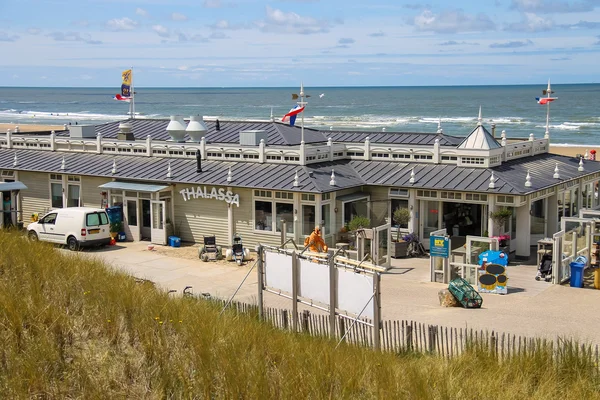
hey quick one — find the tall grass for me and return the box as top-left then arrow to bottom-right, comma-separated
0,231 -> 599,399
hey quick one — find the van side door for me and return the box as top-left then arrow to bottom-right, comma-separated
38,213 -> 59,242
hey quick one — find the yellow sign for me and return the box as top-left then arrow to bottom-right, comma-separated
434,239 -> 445,247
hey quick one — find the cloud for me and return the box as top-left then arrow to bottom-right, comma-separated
106,17 -> 137,31
46,31 -> 102,44
171,12 -> 188,21
338,38 -> 355,45
210,19 -> 246,30
550,56 -> 571,60
27,28 -> 41,35
209,31 -> 229,39
439,40 -> 480,45
177,33 -> 208,42
412,9 -> 496,33
368,31 -> 385,37
505,12 -> 554,31
595,35 -> 600,45
489,39 -> 534,48
136,8 -> 148,17
563,20 -> 600,29
152,25 -> 171,38
0,31 -> 19,42
510,0 -> 599,14
256,6 -> 336,34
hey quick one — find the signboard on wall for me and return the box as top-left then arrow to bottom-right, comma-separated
429,235 -> 449,258
179,186 -> 240,207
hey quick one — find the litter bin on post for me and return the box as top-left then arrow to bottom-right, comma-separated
569,256 -> 587,288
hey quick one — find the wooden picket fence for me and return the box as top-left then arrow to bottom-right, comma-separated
207,297 -> 600,368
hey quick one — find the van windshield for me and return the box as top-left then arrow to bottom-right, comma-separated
86,212 -> 109,227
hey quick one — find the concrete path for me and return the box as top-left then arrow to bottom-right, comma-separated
73,242 -> 600,345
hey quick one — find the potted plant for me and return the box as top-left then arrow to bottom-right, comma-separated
490,208 -> 512,227
391,207 -> 411,258
109,221 -> 123,239
347,216 -> 370,250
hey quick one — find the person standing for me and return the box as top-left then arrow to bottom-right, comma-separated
3,195 -> 12,228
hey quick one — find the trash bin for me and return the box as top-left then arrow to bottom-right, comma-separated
569,256 -> 587,288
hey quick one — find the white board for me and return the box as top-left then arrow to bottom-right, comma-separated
336,268 -> 374,319
264,251 -> 293,294
298,258 -> 330,307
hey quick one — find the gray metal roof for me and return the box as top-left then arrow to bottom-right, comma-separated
327,131 -> 462,146
2,149 -> 597,195
98,181 -> 169,192
457,124 -> 502,150
55,119 -> 464,147
0,181 -> 27,191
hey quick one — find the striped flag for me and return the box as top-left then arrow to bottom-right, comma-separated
282,105 -> 305,126
536,97 -> 557,105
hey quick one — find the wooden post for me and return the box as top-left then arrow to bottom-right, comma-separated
406,323 -> 413,351
328,250 -> 336,339
339,317 -> 345,341
302,310 -> 310,333
292,251 -> 299,332
282,309 -> 288,330
257,246 -> 264,321
373,272 -> 381,351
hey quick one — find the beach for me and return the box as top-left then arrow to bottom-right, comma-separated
0,122 -> 596,159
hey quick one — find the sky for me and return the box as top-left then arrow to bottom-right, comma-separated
1,0 -> 600,87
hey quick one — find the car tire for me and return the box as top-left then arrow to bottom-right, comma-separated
67,236 -> 79,251
28,231 -> 38,241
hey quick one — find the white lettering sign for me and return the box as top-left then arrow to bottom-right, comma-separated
179,186 -> 240,207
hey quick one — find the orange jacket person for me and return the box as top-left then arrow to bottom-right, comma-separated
305,226 -> 328,253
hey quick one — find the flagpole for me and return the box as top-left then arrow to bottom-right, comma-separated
131,66 -> 135,120
299,82 -> 306,143
545,79 -> 550,139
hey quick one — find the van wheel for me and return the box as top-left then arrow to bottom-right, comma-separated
28,231 -> 38,241
67,236 -> 79,251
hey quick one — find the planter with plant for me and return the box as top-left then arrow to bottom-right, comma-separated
110,221 -> 123,239
347,216 -> 370,250
490,208 -> 512,227
391,207 -> 411,258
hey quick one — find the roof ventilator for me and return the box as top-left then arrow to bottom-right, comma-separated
239,130 -> 268,146
166,115 -> 187,142
196,149 -> 202,173
186,115 -> 208,142
69,124 -> 96,139
117,122 -> 134,141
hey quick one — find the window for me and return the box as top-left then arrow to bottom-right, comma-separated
255,201 -> 273,231
86,212 -> 109,227
392,154 -> 410,159
254,190 -> 272,198
414,155 -> 433,160
243,154 -> 259,160
416,190 -> 437,199
1,170 -> 15,178
441,156 -> 458,161
67,184 -> 80,207
322,193 -> 331,201
275,192 -> 293,200
302,204 -> 316,236
461,157 -> 485,165
346,152 -> 364,157
276,203 -> 294,234
40,213 -> 57,225
390,188 -> 409,197
343,198 -> 368,226
322,203 -> 331,236
51,183 -> 63,208
127,200 -> 138,226
391,199 -> 409,228
372,152 -> 389,158
301,194 -> 315,202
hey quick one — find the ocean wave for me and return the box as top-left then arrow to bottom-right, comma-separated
537,123 -> 580,131
0,109 -> 131,121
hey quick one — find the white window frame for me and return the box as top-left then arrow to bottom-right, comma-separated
341,195 -> 371,227
253,190 -> 295,235
49,173 -> 64,209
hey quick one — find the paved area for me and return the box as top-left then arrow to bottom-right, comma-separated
72,242 -> 600,345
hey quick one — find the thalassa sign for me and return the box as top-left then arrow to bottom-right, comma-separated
179,186 -> 240,207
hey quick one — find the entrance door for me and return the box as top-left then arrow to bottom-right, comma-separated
150,200 -> 167,245
140,199 -> 151,240
531,198 -> 547,242
124,198 -> 140,241
421,201 -> 440,250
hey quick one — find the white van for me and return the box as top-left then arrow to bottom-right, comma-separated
27,207 -> 111,250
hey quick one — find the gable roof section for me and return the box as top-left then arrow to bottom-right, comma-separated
457,125 -> 502,150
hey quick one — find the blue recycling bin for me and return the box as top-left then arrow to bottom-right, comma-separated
570,258 -> 586,288
168,236 -> 181,247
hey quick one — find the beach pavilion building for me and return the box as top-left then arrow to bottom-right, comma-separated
1,113 -> 599,260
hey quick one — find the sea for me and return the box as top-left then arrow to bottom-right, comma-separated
1,84 -> 599,145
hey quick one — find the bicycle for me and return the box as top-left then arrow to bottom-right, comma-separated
404,233 -> 427,257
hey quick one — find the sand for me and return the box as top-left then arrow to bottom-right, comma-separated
1,122 -> 597,159
0,123 -> 64,133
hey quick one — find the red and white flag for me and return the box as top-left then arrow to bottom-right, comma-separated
113,94 -> 131,102
536,97 -> 557,105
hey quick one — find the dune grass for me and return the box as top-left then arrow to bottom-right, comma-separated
0,231 -> 599,399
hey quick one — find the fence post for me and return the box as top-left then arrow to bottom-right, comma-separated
292,251 -> 299,332
339,317 -> 345,341
281,220 -> 286,245
491,331 -> 497,357
328,249 -> 336,339
373,272 -> 381,351
282,309 -> 288,330
406,323 -> 413,351
257,246 -> 264,321
302,310 -> 310,333
428,325 -> 436,353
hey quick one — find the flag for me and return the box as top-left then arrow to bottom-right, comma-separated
282,105 -> 305,126
536,97 -> 557,105
113,94 -> 131,102
122,69 -> 132,86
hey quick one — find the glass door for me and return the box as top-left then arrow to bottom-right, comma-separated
124,198 -> 140,241
531,198 -> 546,242
422,201 -> 440,250
372,224 -> 391,267
150,200 -> 166,245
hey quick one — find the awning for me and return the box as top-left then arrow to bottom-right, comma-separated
0,181 -> 28,191
99,181 -> 169,193
336,192 -> 370,202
